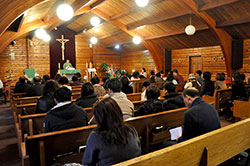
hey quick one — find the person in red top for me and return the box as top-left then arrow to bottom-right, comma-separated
173,69 -> 185,83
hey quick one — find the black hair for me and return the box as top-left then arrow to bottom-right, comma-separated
166,73 -> 174,81
146,85 -> 160,100
156,72 -> 161,78
160,71 -> 164,74
120,75 -> 130,87
142,68 -> 146,72
19,76 -> 26,84
173,69 -> 178,73
54,74 -> 62,82
93,97 -> 136,145
132,71 -> 140,77
150,70 -> 155,75
58,76 -> 69,85
43,75 -> 50,82
81,82 -> 94,97
163,82 -> 176,93
203,72 -> 211,81
54,87 -> 72,102
142,81 -> 150,88
183,88 -> 200,98
75,72 -> 81,78
221,72 -> 226,78
196,70 -> 202,76
72,76 -> 78,82
232,72 -> 241,83
42,80 -> 59,96
34,76 -> 41,84
240,73 -> 245,82
102,75 -> 110,84
216,73 -> 225,81
105,78 -> 122,92
91,76 -> 100,85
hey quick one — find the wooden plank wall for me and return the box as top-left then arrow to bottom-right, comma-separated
121,50 -> 156,74
236,39 -> 250,76
172,45 -> 227,80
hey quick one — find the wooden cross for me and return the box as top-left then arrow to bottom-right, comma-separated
56,35 -> 69,60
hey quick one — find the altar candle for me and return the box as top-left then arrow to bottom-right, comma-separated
58,63 -> 60,69
86,62 -> 88,68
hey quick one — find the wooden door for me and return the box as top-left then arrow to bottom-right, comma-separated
189,56 -> 202,74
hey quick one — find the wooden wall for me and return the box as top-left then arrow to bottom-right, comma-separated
236,39 -> 250,75
172,46 -> 227,80
121,50 -> 156,74
0,38 -> 49,83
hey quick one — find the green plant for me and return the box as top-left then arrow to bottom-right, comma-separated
100,62 -> 108,72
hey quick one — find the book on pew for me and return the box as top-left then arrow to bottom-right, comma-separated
169,126 -> 182,140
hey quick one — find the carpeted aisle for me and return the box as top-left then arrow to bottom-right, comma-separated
0,103 -> 21,166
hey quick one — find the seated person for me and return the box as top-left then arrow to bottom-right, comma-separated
140,68 -> 147,78
184,73 -> 201,89
200,71 -> 214,97
155,72 -> 164,82
163,82 -> 185,111
131,71 -> 140,80
58,76 -> 72,91
173,69 -> 185,83
232,72 -> 247,101
82,97 -> 141,165
54,74 -> 62,82
141,81 -> 150,101
26,76 -> 43,97
120,75 -> 133,94
195,70 -> 202,84
214,73 -> 227,89
70,75 -> 82,86
0,79 -> 6,104
41,75 -> 50,84
14,76 -> 30,93
75,72 -> 84,83
91,76 -> 106,97
101,75 -> 110,86
166,72 -> 178,85
76,82 -> 99,108
149,70 -> 156,83
179,88 -> 221,142
160,70 -> 167,80
36,80 -> 59,113
44,87 -> 88,132
135,85 -> 163,116
104,78 -> 134,119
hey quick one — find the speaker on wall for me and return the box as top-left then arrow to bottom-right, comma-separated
165,49 -> 172,72
232,39 -> 243,69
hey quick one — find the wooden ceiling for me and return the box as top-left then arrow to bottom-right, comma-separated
1,0 -> 250,53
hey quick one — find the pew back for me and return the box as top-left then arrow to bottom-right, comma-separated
114,118 -> 250,166
233,100 -> 250,119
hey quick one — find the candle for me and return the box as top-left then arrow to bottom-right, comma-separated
86,62 -> 88,68
58,63 -> 60,69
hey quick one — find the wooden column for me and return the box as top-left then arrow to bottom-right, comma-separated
183,0 -> 233,77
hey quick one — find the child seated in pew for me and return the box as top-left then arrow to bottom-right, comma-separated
82,97 -> 141,165
135,85 -> 163,116
141,81 -> 150,101
36,80 -> 59,113
44,87 -> 88,132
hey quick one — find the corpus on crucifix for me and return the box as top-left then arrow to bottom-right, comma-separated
56,35 -> 69,60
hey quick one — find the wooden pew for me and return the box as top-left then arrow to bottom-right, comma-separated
114,118 -> 250,166
233,100 -> 250,120
22,108 -> 187,166
13,96 -> 40,105
127,93 -> 142,102
151,82 -> 165,90
176,83 -> 185,92
213,88 -> 232,113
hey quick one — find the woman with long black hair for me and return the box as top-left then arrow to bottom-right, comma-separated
82,97 -> 141,166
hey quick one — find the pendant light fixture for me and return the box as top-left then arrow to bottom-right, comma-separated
185,15 -> 196,36
56,3 -> 74,21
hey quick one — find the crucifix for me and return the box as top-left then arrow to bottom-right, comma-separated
56,35 -> 69,60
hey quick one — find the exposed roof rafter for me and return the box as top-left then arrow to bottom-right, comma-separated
216,16 -> 250,28
199,0 -> 241,11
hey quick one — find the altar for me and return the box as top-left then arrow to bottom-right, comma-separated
59,69 -> 80,80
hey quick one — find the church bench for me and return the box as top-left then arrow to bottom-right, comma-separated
71,85 -> 82,90
12,96 -> 40,105
126,93 -> 142,102
233,100 -> 250,120
175,83 -> 185,92
72,92 -> 81,99
213,88 -> 232,113
114,118 -> 250,166
131,78 -> 148,93
71,88 -> 81,94
132,98 -> 165,110
22,108 -> 187,166
11,92 -> 26,98
151,81 -> 165,90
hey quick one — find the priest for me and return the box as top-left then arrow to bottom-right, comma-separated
63,60 -> 73,69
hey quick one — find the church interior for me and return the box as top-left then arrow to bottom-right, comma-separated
0,0 -> 250,166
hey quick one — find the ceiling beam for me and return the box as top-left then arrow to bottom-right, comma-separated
0,0 -> 48,38
91,8 -> 163,71
99,30 -> 123,40
183,0 -> 233,77
144,25 -> 209,40
43,0 -> 63,23
216,16 -> 250,28
199,0 -> 241,11
127,9 -> 193,30
110,0 -> 163,20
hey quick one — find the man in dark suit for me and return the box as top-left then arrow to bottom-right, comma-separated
26,76 -> 43,96
180,88 -> 221,142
